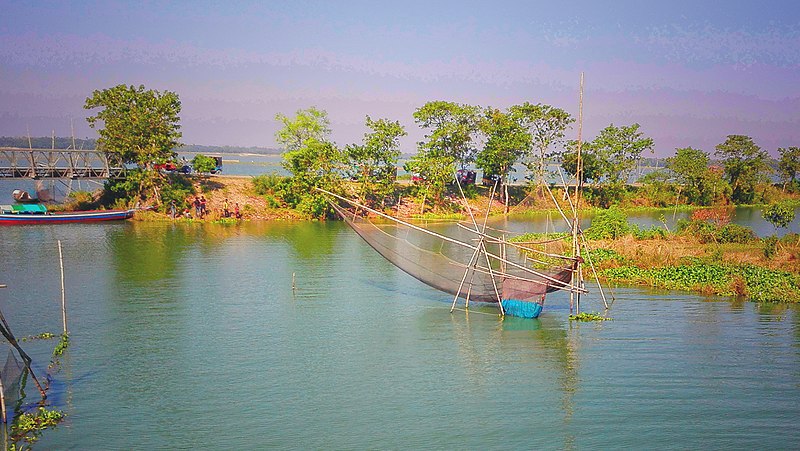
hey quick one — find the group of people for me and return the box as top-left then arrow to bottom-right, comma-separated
169,195 -> 240,219
221,198 -> 242,219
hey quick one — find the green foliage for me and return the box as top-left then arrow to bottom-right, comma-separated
569,312 -> 611,321
476,107 -> 527,183
410,101 -> 480,203
629,223 -> 668,240
345,116 -> 406,206
665,147 -> 728,205
777,146 -> 800,190
764,235 -> 778,259
585,206 -> 630,239
11,407 -> 65,445
53,333 -> 69,357
677,220 -> 755,244
762,202 -> 796,231
158,173 -> 195,212
275,107 -> 330,151
561,144 -> 603,185
591,123 -> 654,185
275,108 -> 344,218
20,332 -> 56,342
252,174 -> 290,208
191,154 -> 217,173
714,135 -> 771,204
84,84 -> 182,168
586,247 -> 628,264
508,102 -> 573,180
717,224 -> 756,243
603,260 -> 800,303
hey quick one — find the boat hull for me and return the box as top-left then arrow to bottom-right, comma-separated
0,209 -> 135,225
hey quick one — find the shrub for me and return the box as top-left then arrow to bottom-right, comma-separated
764,235 -> 778,259
586,207 -> 630,240
718,224 -> 756,244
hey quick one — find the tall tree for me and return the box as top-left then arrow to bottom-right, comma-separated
665,147 -> 718,205
508,102 -> 573,184
276,108 -> 343,218
84,84 -> 182,205
591,123 -> 654,185
714,135 -> 770,204
476,107 -> 529,209
345,116 -> 406,205
409,101 -> 480,204
85,84 -> 182,168
413,101 -> 480,168
777,146 -> 800,191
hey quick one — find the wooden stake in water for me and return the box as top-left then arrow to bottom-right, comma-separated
292,272 -> 296,292
58,240 -> 68,334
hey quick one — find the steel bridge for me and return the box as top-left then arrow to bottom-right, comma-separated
0,148 -> 126,179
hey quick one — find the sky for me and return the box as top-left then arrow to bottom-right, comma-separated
1,0 -> 799,157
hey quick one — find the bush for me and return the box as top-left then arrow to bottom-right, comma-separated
764,235 -> 778,259
585,207 -> 630,240
718,224 -> 756,244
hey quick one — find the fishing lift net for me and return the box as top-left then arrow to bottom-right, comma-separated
328,196 -> 582,317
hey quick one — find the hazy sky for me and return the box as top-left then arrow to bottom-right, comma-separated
2,0 -> 799,156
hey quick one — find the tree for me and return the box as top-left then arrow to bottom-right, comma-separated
777,146 -> 800,192
276,108 -> 343,218
762,202 -> 796,232
714,135 -> 770,204
413,101 -> 480,167
191,154 -> 217,174
409,101 -> 480,205
475,107 -> 529,210
275,107 -> 330,152
561,141 -> 602,185
85,84 -> 182,168
345,116 -> 406,206
591,123 -> 654,185
84,84 -> 183,205
666,147 -> 716,205
508,102 -> 573,184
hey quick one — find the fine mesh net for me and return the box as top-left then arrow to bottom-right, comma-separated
332,202 -> 576,304
1,349 -> 24,406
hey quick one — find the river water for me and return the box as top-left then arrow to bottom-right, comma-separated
0,219 -> 798,449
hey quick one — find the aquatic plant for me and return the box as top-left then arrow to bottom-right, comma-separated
602,261 -> 800,303
20,332 -> 56,342
569,312 -> 610,321
53,333 -> 69,357
11,407 -> 65,445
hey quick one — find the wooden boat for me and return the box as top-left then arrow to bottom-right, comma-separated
0,204 -> 135,225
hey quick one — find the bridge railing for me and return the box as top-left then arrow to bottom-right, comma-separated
0,148 -> 126,179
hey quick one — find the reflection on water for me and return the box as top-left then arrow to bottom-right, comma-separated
0,221 -> 797,448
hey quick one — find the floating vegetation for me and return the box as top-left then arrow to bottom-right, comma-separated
52,333 -> 69,357
602,261 -> 800,303
20,332 -> 56,342
11,407 -> 65,446
569,312 -> 611,321
213,217 -> 240,225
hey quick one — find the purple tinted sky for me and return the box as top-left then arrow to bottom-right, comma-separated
1,0 -> 799,156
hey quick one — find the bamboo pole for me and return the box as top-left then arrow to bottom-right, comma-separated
58,240 -> 67,334
0,375 -> 5,423
0,285 -> 4,422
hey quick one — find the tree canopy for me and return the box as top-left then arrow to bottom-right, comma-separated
276,108 -> 343,218
714,135 -> 770,204
84,84 -> 182,168
777,146 -> 800,191
591,123 -> 654,185
508,102 -> 573,182
345,116 -> 406,205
